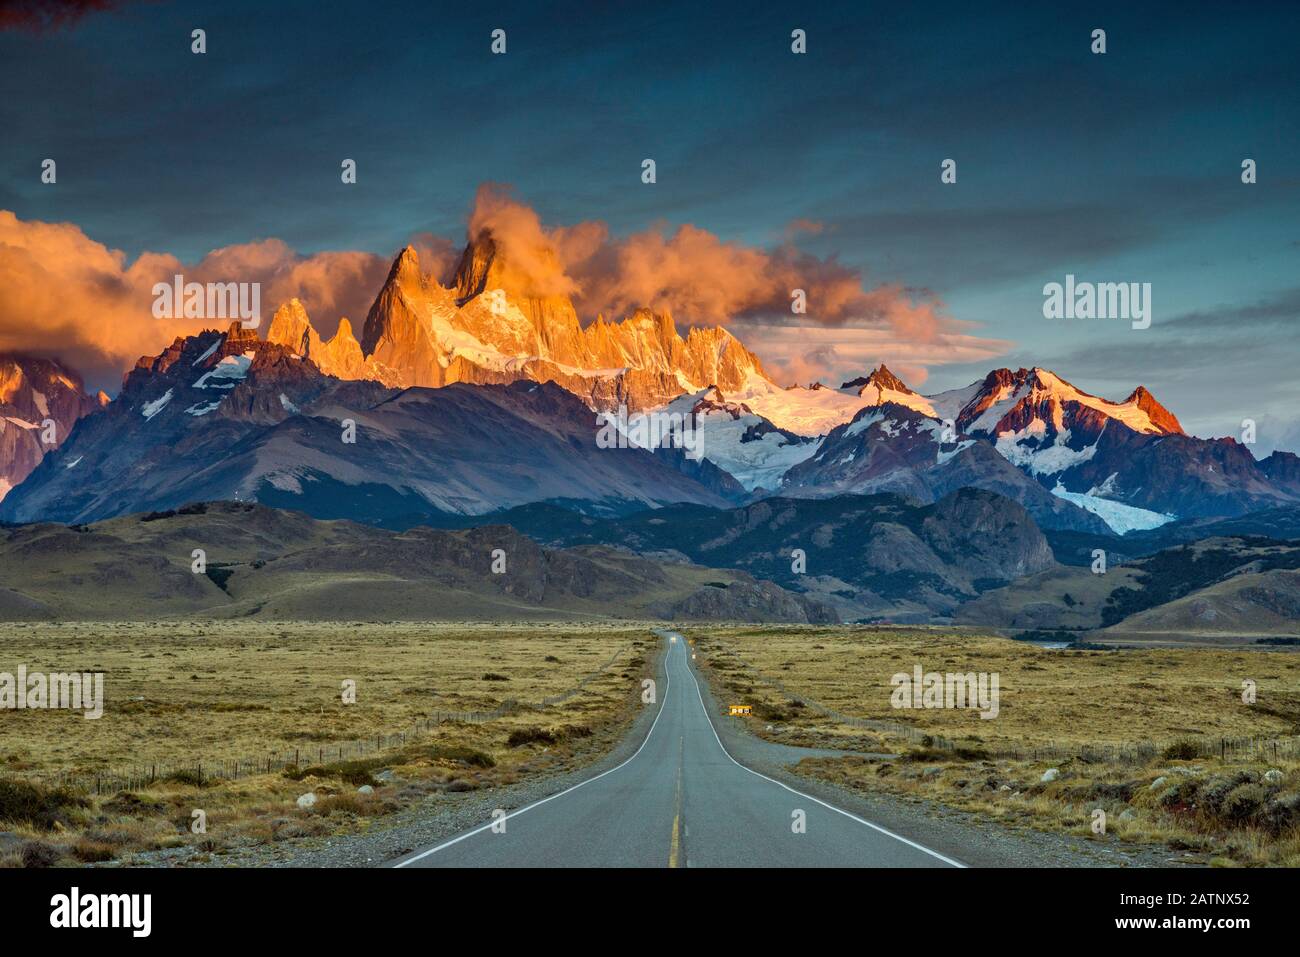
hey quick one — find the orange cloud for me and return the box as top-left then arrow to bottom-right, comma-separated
0,210 -> 387,390
466,184 -> 588,299
462,185 -> 948,340
730,322 -> 1013,388
0,188 -> 1008,394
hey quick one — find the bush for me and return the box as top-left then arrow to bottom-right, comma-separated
507,727 -> 558,748
71,838 -> 116,863
1222,783 -> 1269,824
429,745 -> 495,768
755,704 -> 792,722
0,778 -> 87,830
20,841 -> 61,868
1161,740 -> 1202,761
481,673 -> 510,682
163,769 -> 209,787
283,760 -> 377,787
1262,792 -> 1300,834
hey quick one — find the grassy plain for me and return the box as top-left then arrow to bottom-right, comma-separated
0,620 -> 652,866
695,625 -> 1300,866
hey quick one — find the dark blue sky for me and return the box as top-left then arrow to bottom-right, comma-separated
1,0 -> 1297,449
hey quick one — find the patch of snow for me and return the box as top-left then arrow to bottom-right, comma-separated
994,421 -> 1098,475
191,338 -> 222,366
193,353 -> 252,389
1088,472 -> 1121,497
925,380 -> 983,424
843,411 -> 885,438
184,399 -> 222,416
1051,484 -> 1173,534
936,441 -> 974,465
730,371 -> 876,436
630,390 -> 820,490
855,382 -> 937,417
266,471 -> 303,493
279,393 -> 300,414
140,388 -> 174,420
64,455 -> 83,469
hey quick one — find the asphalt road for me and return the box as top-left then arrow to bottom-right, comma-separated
394,631 -> 964,868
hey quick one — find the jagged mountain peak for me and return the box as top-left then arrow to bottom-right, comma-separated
451,233 -> 494,303
0,353 -> 103,501
847,363 -> 912,394
1123,384 -> 1184,435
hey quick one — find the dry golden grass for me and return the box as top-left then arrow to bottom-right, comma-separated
693,624 -> 1300,751
693,624 -> 1300,867
0,620 -> 654,866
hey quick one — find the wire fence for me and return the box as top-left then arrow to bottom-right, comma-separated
12,642 -> 637,796
704,646 -> 1300,766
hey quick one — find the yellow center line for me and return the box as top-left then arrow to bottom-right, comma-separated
668,735 -> 684,868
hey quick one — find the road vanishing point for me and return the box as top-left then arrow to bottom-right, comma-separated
394,631 -> 965,868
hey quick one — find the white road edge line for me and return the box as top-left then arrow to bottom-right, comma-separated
676,631 -> 968,869
392,641 -> 673,867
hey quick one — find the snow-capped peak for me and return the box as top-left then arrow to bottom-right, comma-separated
839,364 -> 938,417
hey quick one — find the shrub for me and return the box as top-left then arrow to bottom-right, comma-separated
20,841 -> 61,868
755,704 -> 792,722
1222,783 -> 1269,824
1262,792 -> 1300,835
481,673 -> 510,682
429,745 -> 495,768
283,760 -> 377,787
71,838 -> 116,863
1161,740 -> 1202,761
0,778 -> 87,830
163,769 -> 209,787
507,727 -> 557,748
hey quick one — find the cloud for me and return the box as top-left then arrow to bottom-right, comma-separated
730,322 -> 1013,389
406,232 -> 461,287
0,210 -> 387,391
184,239 -> 388,340
464,184 -> 954,344
465,184 -> 589,299
0,186 -> 1012,395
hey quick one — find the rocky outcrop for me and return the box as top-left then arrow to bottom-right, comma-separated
259,238 -> 773,412
0,354 -> 103,500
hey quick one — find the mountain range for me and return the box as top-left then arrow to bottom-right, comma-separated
1,229 -> 1297,636
5,233 -> 1296,534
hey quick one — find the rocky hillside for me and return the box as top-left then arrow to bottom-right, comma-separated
0,324 -> 741,526
0,501 -> 834,623
461,487 -> 1060,622
0,354 -> 105,501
